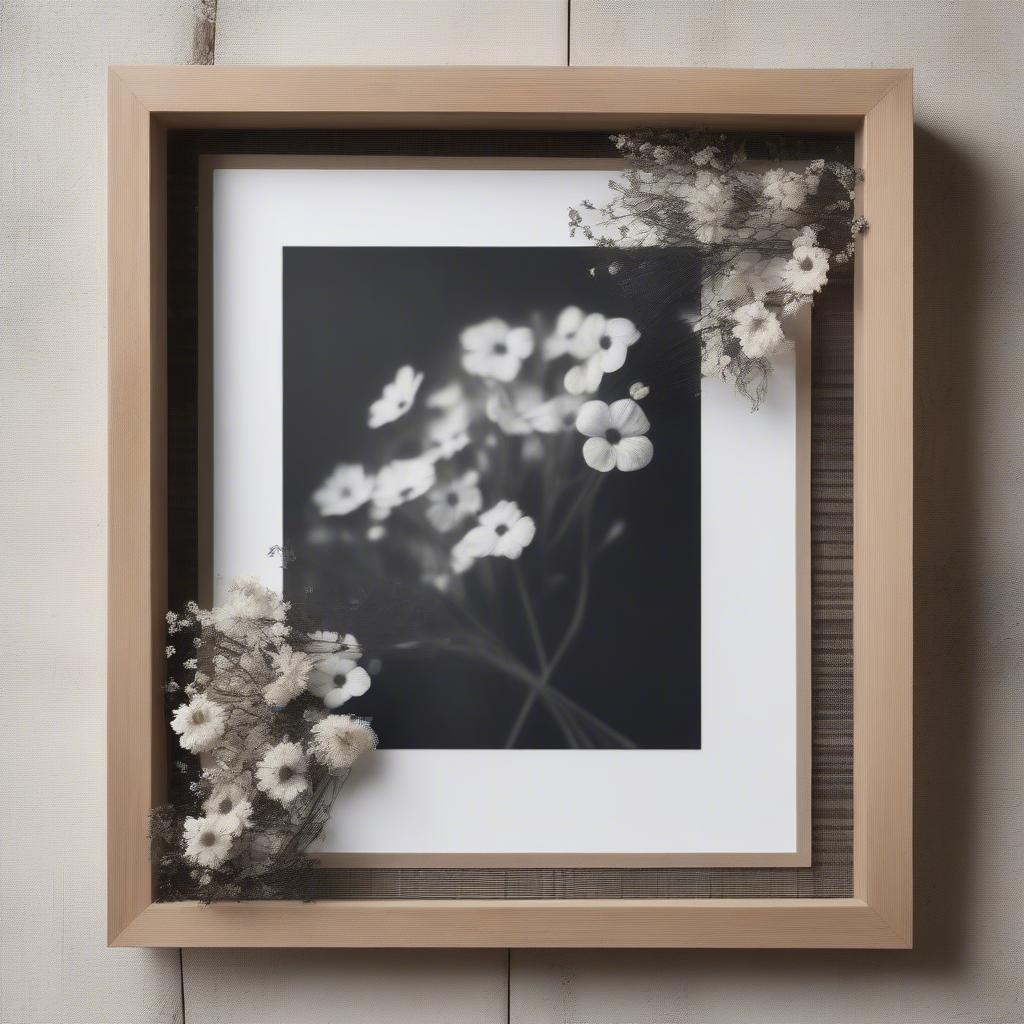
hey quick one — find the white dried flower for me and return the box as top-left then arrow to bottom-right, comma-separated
731,300 -> 787,359
762,168 -> 808,212
203,782 -> 254,835
264,645 -> 313,706
782,244 -> 830,295
309,715 -> 378,773
255,740 -> 309,806
182,814 -> 234,869
170,695 -> 226,753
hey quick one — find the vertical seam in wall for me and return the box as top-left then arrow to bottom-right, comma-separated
506,948 -> 512,1022
178,948 -> 186,1023
566,0 -> 571,66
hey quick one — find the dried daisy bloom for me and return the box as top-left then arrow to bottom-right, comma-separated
182,814 -> 235,869
170,695 -> 226,753
309,715 -> 378,773
255,740 -> 309,806
264,646 -> 313,707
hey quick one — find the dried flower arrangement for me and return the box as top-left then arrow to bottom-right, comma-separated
152,577 -> 377,901
571,130 -> 865,407
154,131 -> 863,899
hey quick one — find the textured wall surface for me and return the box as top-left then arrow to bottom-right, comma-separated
2,2 -> 1021,1022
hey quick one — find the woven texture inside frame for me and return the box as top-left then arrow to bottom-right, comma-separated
166,131 -> 853,900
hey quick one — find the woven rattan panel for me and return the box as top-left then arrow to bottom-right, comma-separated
167,131 -> 853,900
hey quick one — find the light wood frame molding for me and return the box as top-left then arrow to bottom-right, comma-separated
108,66 -> 912,949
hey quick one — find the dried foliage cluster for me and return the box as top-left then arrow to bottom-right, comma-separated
572,130 -> 864,407
152,577 -> 377,901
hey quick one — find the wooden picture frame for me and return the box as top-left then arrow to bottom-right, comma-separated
108,66 -> 912,948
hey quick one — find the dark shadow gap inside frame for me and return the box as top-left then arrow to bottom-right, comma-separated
165,129 -> 854,899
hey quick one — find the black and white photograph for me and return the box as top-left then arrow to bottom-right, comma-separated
283,245 -> 701,750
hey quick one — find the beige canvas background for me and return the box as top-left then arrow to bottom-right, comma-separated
1,2 -> 1021,1021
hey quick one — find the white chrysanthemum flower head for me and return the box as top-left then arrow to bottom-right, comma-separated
731,300 -> 787,359
170,694 -> 227,753
309,714 -> 378,773
782,244 -> 830,295
211,576 -> 287,641
372,456 -> 436,512
460,318 -> 534,382
183,814 -> 235,869
313,463 -> 375,517
458,500 -> 537,560
255,740 -> 309,806
368,364 -> 424,428
203,782 -> 254,836
575,398 -> 654,473
427,469 -> 483,533
762,168 -> 809,213
264,645 -> 313,707
683,171 -> 735,243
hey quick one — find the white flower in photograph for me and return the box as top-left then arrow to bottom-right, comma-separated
203,782 -> 254,835
313,463 -> 375,517
542,305 -> 585,359
575,398 -> 654,473
629,381 -> 650,401
255,740 -> 309,806
782,244 -> 830,295
304,631 -> 371,709
450,535 -> 477,575
182,814 -> 235,869
458,500 -> 537,560
731,300 -> 787,359
368,364 -> 424,428
426,469 -> 483,533
485,383 -> 547,436
366,523 -> 387,542
170,695 -> 227,753
263,645 -> 313,706
568,314 -> 641,374
321,666 -> 372,710
460,318 -> 534,382
425,380 -> 478,456
372,456 -> 436,511
563,355 -> 605,396
683,171 -> 735,243
528,394 -> 584,434
309,714 -> 378,773
425,381 -> 463,410
762,168 -> 809,213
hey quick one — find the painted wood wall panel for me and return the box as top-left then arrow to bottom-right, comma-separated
3,3 -> 1022,1023
213,0 -> 568,65
0,3 -> 197,1022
